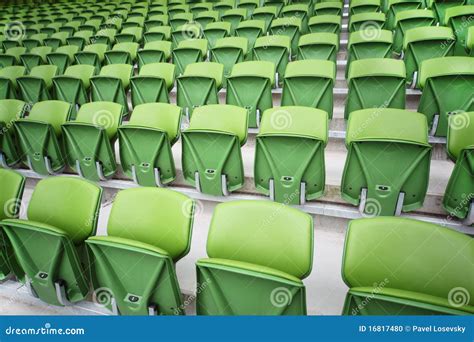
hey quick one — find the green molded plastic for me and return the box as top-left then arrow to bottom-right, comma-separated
281,60 -> 335,118
14,100 -> 72,175
0,169 -> 25,281
468,26 -> 474,55
342,217 -> 473,315
177,62 -> 224,116
17,65 -> 57,104
443,112 -> 474,221
281,4 -> 310,33
226,61 -> 275,128
430,0 -> 465,24
349,0 -> 381,15
74,43 -> 108,72
46,45 -> 79,74
386,0 -> 423,30
403,26 -> 455,85
144,26 -> 172,43
203,22 -> 232,50
446,5 -> 474,55
62,101 -> 122,181
308,15 -> 342,35
172,39 -> 208,76
0,66 -> 26,99
66,30 -> 94,50
20,46 -> 52,72
119,103 -> 181,187
417,57 -> 474,137
255,106 -> 328,204
342,108 -> 432,215
211,37 -> 248,82
393,9 -> 436,53
195,11 -> 220,28
0,47 -> 27,68
221,8 -> 248,34
86,187 -> 194,315
251,6 -> 278,32
171,23 -> 203,48
297,32 -> 339,62
234,20 -> 266,58
345,58 -> 406,119
253,35 -> 290,85
115,27 -> 143,44
270,17 -> 302,57
313,1 -> 343,16
137,41 -> 172,68
181,104 -> 248,195
131,63 -> 175,107
105,42 -> 139,64
349,12 -> 386,32
197,200 -> 313,315
2,176 -> 102,306
90,64 -> 133,114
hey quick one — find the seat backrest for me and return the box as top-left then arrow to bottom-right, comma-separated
271,17 -> 302,30
176,39 -> 208,56
0,169 -> 25,220
74,101 -> 123,139
107,187 -> 194,261
63,64 -> 96,86
27,176 -> 102,243
128,103 -> 181,142
403,25 -> 454,50
214,36 -> 248,54
349,29 -> 393,47
417,56 -> 474,89
285,59 -> 335,80
183,62 -> 224,86
53,45 -> 79,56
0,99 -> 26,123
0,66 -> 26,82
254,35 -> 291,49
143,40 -> 172,53
299,32 -> 339,48
343,217 -> 473,307
112,42 -> 139,54
188,104 -> 248,145
82,43 -> 108,55
207,200 -> 314,279
29,65 -> 58,82
230,60 -> 275,86
205,21 -> 232,34
98,63 -> 133,86
348,58 -> 406,80
28,100 -> 72,134
447,111 -> 474,161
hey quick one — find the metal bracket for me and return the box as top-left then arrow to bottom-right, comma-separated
221,174 -> 229,196
275,72 -> 279,88
0,153 -> 10,168
410,71 -> 418,89
131,165 -> 164,187
185,107 -> 190,123
300,182 -> 306,205
96,161 -> 107,181
44,156 -> 56,175
256,109 -> 261,128
463,201 -> 474,226
75,160 -> 84,178
269,178 -> 275,201
359,188 -> 405,216
111,297 -> 120,315
25,275 -> 39,298
394,192 -> 405,216
194,171 -> 201,193
148,304 -> 158,316
429,114 -> 440,137
54,280 -> 72,306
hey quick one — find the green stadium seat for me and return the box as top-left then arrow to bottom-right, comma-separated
62,101 -> 122,181
211,37 -> 248,83
22,33 -> 48,51
430,0 -> 466,25
443,111 -> 474,225
349,0 -> 381,14
74,43 -> 108,72
386,0 -> 424,29
341,108 -> 431,216
251,6 -> 278,32
169,12 -> 194,31
118,103 -> 181,187
392,9 -> 436,54
237,0 -> 260,16
446,5 -> 474,55
14,100 -> 72,175
203,22 -> 232,49
20,46 -> 52,72
281,60 -> 335,118
0,66 -> 26,99
115,27 -> 143,44
137,41 -> 172,68
130,63 -> 175,107
90,64 -> 133,114
79,19 -> 102,33
297,32 -> 339,62
44,31 -> 71,50
342,217 -> 473,315
66,30 -> 94,50
177,62 -> 224,118
403,26 -> 455,86
171,22 -> 203,48
17,65 -> 58,103
105,42 -> 139,64
172,39 -> 208,76
349,12 -> 386,32
181,104 -> 248,195
195,11 -> 220,28
281,4 -> 310,33
226,61 -> 275,128
196,200 -> 313,315
145,14 -> 169,31
86,187 -> 194,315
255,106 -> 328,204
308,15 -> 342,35
46,45 -> 79,74
190,3 -> 213,16
417,57 -> 474,137
0,169 -> 25,281
270,17 -> 302,58
143,26 -> 172,43
221,8 -> 248,34
0,99 -> 26,167
313,1 -> 343,16
92,28 -> 117,46
213,0 -> 236,17
264,0 -> 288,12
122,17 -> 146,31
2,176 -> 102,306
345,58 -> 406,119
253,35 -> 290,87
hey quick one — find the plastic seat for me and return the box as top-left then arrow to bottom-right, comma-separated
105,42 -> 139,65
195,10 -> 220,28
177,62 -> 224,118
342,217 -> 474,315
417,57 -> 474,137
386,0 -> 424,29
0,66 -> 26,99
62,101 -> 122,181
145,14 -> 169,31
443,111 -> 474,225
0,99 -> 26,167
308,15 -> 342,35
0,169 -> 25,281
213,0 -> 234,17
172,39 -> 208,76
349,12 -> 386,32
253,35 -> 290,87
92,28 -> 117,46
345,59 -> 406,119
191,3 -> 214,16
182,104 -> 248,195
341,108 -> 432,216
90,64 -> 133,114
255,106 -> 328,204
143,26 -> 172,43
116,27 -> 143,44
403,26 -> 455,86
171,23 -> 203,48
196,200 -> 314,315
86,187 -> 193,315
226,61 -> 275,128
137,41 -> 172,68
221,9 -> 248,34
270,17 -> 302,58
446,5 -> 474,55
46,45 -> 79,74
130,63 -> 176,107
280,4 -> 310,33
17,65 -> 58,103
169,13 -> 194,31
211,37 -> 248,84
74,43 -> 108,72
118,103 -> 181,187
237,0 -> 260,16
297,32 -> 339,62
251,6 -> 278,32
2,176 -> 102,306
234,20 -> 266,55
349,0 -> 381,14
392,9 -> 436,54
79,19 -> 102,33
66,30 -> 94,50
22,33 -> 48,51
263,0 -> 288,12
203,22 -> 232,49
313,1 -> 343,15
346,30 -> 393,79
20,46 -> 52,72
430,0 -> 466,24
44,31 -> 71,50
281,60 -> 336,118
52,64 -> 95,116
14,100 -> 72,175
